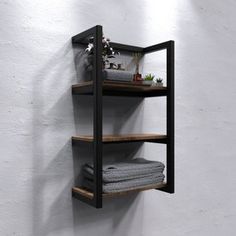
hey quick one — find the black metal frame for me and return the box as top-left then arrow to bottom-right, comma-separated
72,25 -> 174,208
72,25 -> 103,208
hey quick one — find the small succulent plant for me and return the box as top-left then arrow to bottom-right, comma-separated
144,74 -> 155,81
156,77 -> 163,83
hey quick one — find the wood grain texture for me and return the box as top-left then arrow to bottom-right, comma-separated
72,81 -> 168,97
72,133 -> 167,143
72,182 -> 167,199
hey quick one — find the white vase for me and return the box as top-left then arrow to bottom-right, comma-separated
156,82 -> 163,87
151,81 -> 163,87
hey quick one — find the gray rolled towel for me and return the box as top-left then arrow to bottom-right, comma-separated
103,69 -> 133,82
83,172 -> 165,193
83,158 -> 165,183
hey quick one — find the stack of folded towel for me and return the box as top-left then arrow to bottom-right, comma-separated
82,158 -> 165,193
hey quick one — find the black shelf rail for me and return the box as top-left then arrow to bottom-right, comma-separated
72,25 -> 175,208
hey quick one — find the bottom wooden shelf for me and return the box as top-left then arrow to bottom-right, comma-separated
72,182 -> 167,199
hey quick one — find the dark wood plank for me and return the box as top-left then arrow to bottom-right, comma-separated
72,81 -> 168,97
72,182 -> 167,199
72,134 -> 167,144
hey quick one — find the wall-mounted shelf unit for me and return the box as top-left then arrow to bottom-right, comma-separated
71,25 -> 174,208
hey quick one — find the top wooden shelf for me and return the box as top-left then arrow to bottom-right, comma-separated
72,81 -> 168,97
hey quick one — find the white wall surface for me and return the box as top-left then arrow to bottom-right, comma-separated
0,0 -> 236,235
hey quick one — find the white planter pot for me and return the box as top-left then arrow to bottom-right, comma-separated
151,82 -> 163,87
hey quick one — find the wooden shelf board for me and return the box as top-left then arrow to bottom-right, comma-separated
72,182 -> 167,199
72,81 -> 168,97
72,133 -> 167,143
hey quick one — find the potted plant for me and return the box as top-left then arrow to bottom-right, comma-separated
144,73 -> 155,85
84,35 -> 119,71
143,74 -> 164,87
155,77 -> 163,87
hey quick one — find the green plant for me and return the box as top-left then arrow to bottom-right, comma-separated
144,74 -> 155,81
85,35 -> 119,67
156,77 -> 163,83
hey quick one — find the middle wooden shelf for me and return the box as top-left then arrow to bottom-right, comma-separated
72,133 -> 167,144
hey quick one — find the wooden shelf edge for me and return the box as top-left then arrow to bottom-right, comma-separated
72,81 -> 167,88
72,133 -> 167,143
72,81 -> 92,88
72,81 -> 168,96
72,182 -> 167,199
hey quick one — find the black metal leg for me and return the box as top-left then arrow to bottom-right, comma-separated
92,25 -> 103,208
166,41 -> 175,193
72,25 -> 103,208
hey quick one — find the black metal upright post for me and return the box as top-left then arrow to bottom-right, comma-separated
144,41 -> 175,193
166,41 -> 175,193
92,25 -> 103,208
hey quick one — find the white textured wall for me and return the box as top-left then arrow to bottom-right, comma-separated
0,0 -> 236,235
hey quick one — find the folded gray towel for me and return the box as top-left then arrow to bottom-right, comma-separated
83,170 -> 162,183
83,173 -> 165,193
103,69 -> 133,82
83,158 -> 165,183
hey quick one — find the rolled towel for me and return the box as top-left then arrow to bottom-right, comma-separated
83,172 -> 165,193
103,69 -> 133,82
83,158 -> 165,183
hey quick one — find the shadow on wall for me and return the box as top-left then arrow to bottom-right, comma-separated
31,41 -> 76,235
72,193 -> 143,235
30,31 -> 146,236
